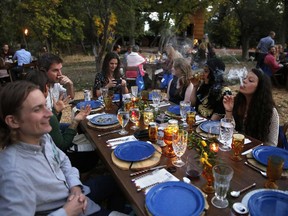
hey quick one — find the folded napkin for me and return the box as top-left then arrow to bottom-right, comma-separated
150,101 -> 170,108
195,115 -> 207,124
106,135 -> 138,149
218,138 -> 252,148
134,168 -> 179,194
86,112 -> 106,120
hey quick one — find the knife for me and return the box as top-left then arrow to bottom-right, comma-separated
130,165 -> 167,177
97,129 -> 122,137
241,143 -> 263,155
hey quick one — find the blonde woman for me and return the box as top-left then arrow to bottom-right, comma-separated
167,58 -> 194,104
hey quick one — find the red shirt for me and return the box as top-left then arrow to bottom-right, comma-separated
264,53 -> 281,74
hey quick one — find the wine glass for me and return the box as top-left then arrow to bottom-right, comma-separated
129,107 -> 140,130
151,89 -> 161,111
117,108 -> 129,135
172,129 -> 188,167
180,101 -> 191,127
219,117 -> 234,151
131,86 -> 138,97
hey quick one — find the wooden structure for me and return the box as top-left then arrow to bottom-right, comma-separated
189,8 -> 205,40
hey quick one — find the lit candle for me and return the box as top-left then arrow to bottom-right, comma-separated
210,142 -> 219,152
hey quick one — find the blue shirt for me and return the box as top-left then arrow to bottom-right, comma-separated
0,134 -> 100,215
257,36 -> 275,53
12,48 -> 32,66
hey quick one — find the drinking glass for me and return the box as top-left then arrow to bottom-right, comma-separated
186,156 -> 203,179
129,107 -> 140,130
179,101 -> 191,127
100,87 -> 108,98
211,164 -> 234,208
151,89 -> 161,111
131,86 -> 138,97
143,108 -> 154,128
231,134 -> 245,161
219,117 -> 234,151
186,111 -> 196,132
172,129 -> 188,167
103,96 -> 113,111
117,108 -> 129,135
141,90 -> 149,101
264,155 -> 284,189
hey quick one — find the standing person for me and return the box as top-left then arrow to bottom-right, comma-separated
0,81 -> 129,215
38,53 -> 75,111
256,31 -> 276,68
93,52 -> 128,98
112,44 -> 121,57
190,58 -> 231,120
167,58 -> 194,104
223,68 -> 279,146
10,43 -> 32,80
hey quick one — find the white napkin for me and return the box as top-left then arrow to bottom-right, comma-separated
86,112 -> 106,120
134,168 -> 179,194
218,138 -> 252,148
195,115 -> 207,124
150,101 -> 170,108
106,135 -> 138,149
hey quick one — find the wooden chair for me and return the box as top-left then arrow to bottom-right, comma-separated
21,61 -> 38,79
278,122 -> 288,150
0,69 -> 13,84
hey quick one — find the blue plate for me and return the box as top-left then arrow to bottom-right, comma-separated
76,100 -> 103,110
252,146 -> 288,169
146,181 -> 205,216
199,121 -> 220,135
89,114 -> 118,126
114,141 -> 155,162
167,105 -> 195,116
248,191 -> 288,216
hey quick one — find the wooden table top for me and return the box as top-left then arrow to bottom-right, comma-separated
79,104 -> 288,216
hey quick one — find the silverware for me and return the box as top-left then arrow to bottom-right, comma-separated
137,181 -> 161,192
241,143 -> 263,155
97,129 -> 122,137
107,137 -> 131,143
131,169 -> 159,182
130,165 -> 167,177
244,162 -> 267,177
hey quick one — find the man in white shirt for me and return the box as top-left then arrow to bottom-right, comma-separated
38,53 -> 75,111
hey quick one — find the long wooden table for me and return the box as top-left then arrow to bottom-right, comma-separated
80,105 -> 287,216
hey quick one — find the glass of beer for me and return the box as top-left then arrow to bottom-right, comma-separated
186,111 -> 196,132
143,108 -> 154,128
231,134 -> 245,161
265,155 -> 284,189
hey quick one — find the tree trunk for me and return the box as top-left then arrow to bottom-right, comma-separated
279,0 -> 288,46
241,31 -> 250,60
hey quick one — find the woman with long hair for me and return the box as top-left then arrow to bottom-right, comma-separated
93,52 -> 128,98
191,57 -> 231,120
167,58 -> 194,104
223,68 -> 279,146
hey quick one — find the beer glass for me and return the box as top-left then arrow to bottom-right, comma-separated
264,155 -> 284,189
231,134 -> 245,161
